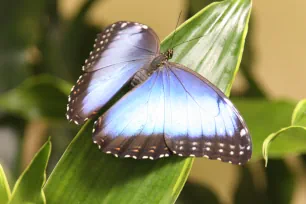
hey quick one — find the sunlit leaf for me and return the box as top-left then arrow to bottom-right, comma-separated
260,99 -> 306,166
291,99 -> 306,126
0,165 -> 11,203
9,140 -> 51,204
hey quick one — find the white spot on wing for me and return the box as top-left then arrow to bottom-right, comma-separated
240,129 -> 247,137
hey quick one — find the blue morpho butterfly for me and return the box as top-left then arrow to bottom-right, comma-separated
66,21 -> 252,165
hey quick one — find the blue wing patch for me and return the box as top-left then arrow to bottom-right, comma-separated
92,70 -> 171,160
163,63 -> 252,165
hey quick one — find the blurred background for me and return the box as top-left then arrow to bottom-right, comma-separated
0,0 -> 305,203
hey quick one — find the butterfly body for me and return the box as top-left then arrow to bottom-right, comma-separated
67,21 -> 252,165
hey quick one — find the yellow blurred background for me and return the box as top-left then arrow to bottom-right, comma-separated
57,0 -> 306,204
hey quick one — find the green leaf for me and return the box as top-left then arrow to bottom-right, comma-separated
44,0 -> 252,203
9,140 -> 51,204
0,165 -> 11,203
0,75 -> 71,121
232,99 -> 295,160
260,99 -> 306,166
291,99 -> 306,126
262,126 -> 306,166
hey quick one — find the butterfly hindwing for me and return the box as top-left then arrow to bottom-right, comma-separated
163,63 -> 252,165
92,70 -> 171,160
66,21 -> 160,125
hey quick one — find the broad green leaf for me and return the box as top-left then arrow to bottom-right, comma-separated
0,165 -> 11,203
9,140 -> 51,204
0,75 -> 71,121
232,99 -> 295,160
291,99 -> 306,126
44,0 -> 252,203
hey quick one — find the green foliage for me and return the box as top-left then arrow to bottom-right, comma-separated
263,99 -> 306,166
0,75 -> 70,121
9,140 -> 51,204
0,165 -> 11,203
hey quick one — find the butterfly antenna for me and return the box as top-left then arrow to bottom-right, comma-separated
169,10 -> 182,50
172,35 -> 207,49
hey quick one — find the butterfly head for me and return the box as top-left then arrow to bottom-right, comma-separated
165,49 -> 174,60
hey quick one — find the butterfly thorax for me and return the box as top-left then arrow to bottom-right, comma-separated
151,49 -> 173,68
131,49 -> 173,87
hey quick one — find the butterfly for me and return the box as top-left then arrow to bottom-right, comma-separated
66,21 -> 252,165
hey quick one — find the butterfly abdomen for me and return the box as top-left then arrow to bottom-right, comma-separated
131,68 -> 151,87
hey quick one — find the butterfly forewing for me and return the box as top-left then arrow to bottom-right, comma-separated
66,21 -> 160,125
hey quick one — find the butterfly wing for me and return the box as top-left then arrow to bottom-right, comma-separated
92,70 -> 171,160
66,21 -> 160,124
163,62 -> 252,165
91,60 -> 252,164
